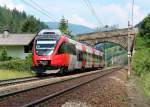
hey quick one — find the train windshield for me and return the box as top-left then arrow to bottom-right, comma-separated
35,39 -> 57,56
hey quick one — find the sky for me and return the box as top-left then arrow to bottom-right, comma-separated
0,0 -> 149,29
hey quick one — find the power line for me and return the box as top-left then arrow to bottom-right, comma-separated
86,0 -> 103,26
21,0 -> 57,22
30,0 -> 59,21
82,0 -> 103,28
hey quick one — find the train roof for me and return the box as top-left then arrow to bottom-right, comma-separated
64,36 -> 103,54
38,29 -> 62,35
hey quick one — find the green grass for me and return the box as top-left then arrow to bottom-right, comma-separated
138,73 -> 150,97
133,34 -> 150,99
0,69 -> 36,80
133,35 -> 150,76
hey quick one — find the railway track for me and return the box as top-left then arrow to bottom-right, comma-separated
0,67 -> 122,107
0,74 -> 56,87
0,70 -> 99,87
0,77 -> 41,87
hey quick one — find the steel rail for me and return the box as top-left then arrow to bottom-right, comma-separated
0,77 -> 39,87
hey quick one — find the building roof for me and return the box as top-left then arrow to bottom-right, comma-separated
0,34 -> 36,46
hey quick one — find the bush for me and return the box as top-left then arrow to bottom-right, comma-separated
0,54 -> 32,71
133,34 -> 150,76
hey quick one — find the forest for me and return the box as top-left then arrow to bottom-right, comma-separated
0,6 -> 48,33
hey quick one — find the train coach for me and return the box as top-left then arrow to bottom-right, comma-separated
32,29 -> 104,74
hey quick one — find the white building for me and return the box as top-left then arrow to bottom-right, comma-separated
0,32 -> 36,59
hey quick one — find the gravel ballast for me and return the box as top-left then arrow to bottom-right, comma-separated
38,68 -> 128,107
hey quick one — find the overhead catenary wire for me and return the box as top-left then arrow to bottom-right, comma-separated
82,0 -> 103,28
30,0 -> 59,21
21,0 -> 58,22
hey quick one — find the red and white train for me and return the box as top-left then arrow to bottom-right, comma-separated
32,29 -> 104,74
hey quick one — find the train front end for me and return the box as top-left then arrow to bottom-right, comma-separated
32,29 -> 61,74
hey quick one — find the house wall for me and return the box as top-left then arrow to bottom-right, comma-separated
0,46 -> 29,59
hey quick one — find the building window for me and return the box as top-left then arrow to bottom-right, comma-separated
24,46 -> 29,53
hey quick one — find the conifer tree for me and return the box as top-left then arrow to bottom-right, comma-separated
0,47 -> 8,61
140,14 -> 150,40
59,16 -> 71,36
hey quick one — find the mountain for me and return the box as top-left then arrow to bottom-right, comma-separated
46,22 -> 95,35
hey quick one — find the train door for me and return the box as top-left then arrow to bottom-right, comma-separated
76,44 -> 83,69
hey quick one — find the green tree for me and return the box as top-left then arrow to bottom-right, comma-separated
140,14 -> 150,40
21,16 -> 38,33
59,16 -> 71,36
0,6 -> 48,33
0,47 -> 8,61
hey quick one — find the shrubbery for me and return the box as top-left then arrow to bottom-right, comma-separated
133,33 -> 150,76
0,54 -> 32,71
133,56 -> 150,76
132,14 -> 150,98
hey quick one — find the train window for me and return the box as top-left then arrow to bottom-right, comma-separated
58,43 -> 67,54
68,43 -> 76,55
77,50 -> 83,61
58,43 -> 76,55
24,46 -> 29,53
100,56 -> 102,61
94,55 -> 97,62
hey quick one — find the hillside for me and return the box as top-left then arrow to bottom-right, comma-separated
0,6 -> 48,33
133,14 -> 150,100
46,22 -> 95,35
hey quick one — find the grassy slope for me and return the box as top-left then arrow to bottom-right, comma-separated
0,69 -> 36,80
133,34 -> 150,98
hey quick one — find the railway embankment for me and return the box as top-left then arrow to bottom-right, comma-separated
132,15 -> 150,106
132,33 -> 150,106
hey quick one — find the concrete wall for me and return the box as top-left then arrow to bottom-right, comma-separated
0,46 -> 29,59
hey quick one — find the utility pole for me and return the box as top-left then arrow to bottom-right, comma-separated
127,0 -> 135,77
128,21 -> 131,77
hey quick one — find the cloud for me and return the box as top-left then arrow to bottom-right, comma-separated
126,3 -> 145,25
0,0 -> 25,11
99,4 -> 128,26
68,14 -> 97,28
95,3 -> 145,27
0,0 -> 146,28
